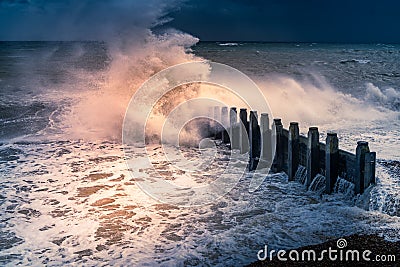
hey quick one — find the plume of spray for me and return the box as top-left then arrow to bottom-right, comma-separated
3,0 -> 398,144
1,0 -> 204,141
255,73 -> 399,132
67,30 -> 200,141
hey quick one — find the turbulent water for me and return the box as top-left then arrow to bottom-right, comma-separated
1,41 -> 400,266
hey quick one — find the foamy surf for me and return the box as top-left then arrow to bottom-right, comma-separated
1,141 -> 400,266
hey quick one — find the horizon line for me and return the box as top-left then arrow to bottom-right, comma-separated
0,40 -> 399,45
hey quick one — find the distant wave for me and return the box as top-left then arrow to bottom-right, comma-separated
340,59 -> 371,64
218,42 -> 239,46
365,83 -> 400,111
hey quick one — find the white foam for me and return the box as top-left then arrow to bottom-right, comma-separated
1,142 -> 400,266
218,43 -> 239,46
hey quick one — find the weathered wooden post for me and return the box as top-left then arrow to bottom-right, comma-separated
239,108 -> 249,153
221,107 -> 229,143
364,151 -> 376,189
288,122 -> 300,181
260,113 -> 272,162
306,127 -> 319,187
213,106 -> 220,139
271,119 -> 283,172
355,141 -> 370,194
249,111 -> 261,171
325,132 -> 339,194
229,107 -> 240,149
207,106 -> 213,138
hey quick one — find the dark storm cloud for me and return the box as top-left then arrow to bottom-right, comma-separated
166,0 -> 400,43
0,0 -> 181,41
1,0 -> 399,42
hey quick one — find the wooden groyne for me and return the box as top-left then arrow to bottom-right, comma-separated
211,107 -> 376,194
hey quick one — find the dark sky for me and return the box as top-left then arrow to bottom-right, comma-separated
166,0 -> 400,43
1,0 -> 400,42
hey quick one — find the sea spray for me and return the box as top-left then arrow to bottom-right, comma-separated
294,165 -> 307,184
334,177 -> 355,197
366,161 -> 400,216
308,174 -> 326,194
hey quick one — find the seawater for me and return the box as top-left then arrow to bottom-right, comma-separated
0,41 -> 399,266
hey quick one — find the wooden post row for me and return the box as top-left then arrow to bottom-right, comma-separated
214,106 -> 376,195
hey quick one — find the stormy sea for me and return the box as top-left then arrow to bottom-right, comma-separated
0,40 -> 400,266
